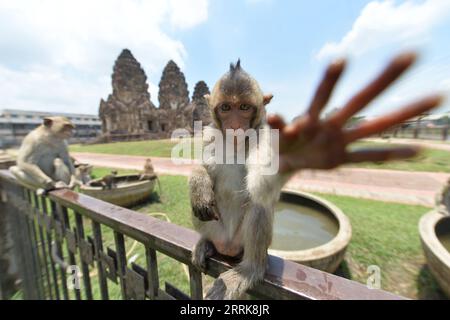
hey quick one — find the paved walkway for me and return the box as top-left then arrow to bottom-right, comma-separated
72,152 -> 450,207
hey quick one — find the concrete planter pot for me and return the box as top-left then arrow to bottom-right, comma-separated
419,210 -> 450,298
269,189 -> 352,273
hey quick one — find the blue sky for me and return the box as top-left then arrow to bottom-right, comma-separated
0,0 -> 449,121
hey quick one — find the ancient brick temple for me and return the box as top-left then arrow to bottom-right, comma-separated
99,49 -> 211,140
191,80 -> 211,127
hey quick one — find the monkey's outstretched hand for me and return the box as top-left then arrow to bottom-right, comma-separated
268,52 -> 444,174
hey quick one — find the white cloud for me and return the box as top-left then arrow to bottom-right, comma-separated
0,0 -> 209,114
168,0 -> 208,29
0,65 -> 108,114
316,0 -> 450,60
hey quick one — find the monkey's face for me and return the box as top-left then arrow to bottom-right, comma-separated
208,60 -> 273,132
216,101 -> 256,131
44,117 -> 75,139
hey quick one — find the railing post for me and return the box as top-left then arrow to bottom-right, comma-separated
0,185 -> 18,299
1,184 -> 43,299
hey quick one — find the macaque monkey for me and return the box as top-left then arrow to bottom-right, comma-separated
74,163 -> 93,185
189,53 -> 443,300
436,178 -> 450,215
139,158 -> 155,180
100,170 -> 118,190
9,117 -> 78,192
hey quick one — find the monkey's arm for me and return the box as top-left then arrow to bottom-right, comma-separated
17,143 -> 55,189
189,166 -> 219,221
245,125 -> 292,208
16,162 -> 55,189
58,143 -> 76,174
59,143 -> 78,188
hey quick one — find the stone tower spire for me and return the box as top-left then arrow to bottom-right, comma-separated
191,81 -> 211,126
111,48 -> 151,103
192,80 -> 210,102
158,60 -> 190,111
99,49 -> 156,136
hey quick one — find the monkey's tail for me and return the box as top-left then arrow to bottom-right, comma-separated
51,241 -> 69,270
155,176 -> 162,198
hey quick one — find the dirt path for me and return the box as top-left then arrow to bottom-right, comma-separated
72,152 -> 450,207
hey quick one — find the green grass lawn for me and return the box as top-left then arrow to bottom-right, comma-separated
70,139 -> 450,173
71,168 -> 445,300
70,139 -> 184,158
346,142 -> 450,173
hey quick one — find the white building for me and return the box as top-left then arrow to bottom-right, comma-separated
0,109 -> 101,148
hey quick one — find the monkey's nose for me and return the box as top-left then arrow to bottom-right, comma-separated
229,122 -> 242,130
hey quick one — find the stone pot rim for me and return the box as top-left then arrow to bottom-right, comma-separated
268,189 -> 352,261
419,210 -> 450,268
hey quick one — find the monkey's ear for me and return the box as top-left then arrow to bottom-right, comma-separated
204,94 -> 211,105
43,117 -> 53,127
263,94 -> 273,106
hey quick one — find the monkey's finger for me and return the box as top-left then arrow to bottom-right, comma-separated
282,115 -> 312,140
308,58 -> 346,120
281,58 -> 346,138
201,208 -> 212,221
344,95 -> 443,144
345,147 -> 420,164
267,114 -> 287,130
328,52 -> 417,127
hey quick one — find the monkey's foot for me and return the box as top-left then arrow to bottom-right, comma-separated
192,239 -> 215,271
54,181 -> 69,189
205,269 -> 249,300
36,188 -> 47,196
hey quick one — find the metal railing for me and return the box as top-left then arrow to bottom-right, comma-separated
0,169 -> 404,300
380,126 -> 449,141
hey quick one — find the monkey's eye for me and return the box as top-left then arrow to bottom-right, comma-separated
220,104 -> 231,112
240,104 -> 252,111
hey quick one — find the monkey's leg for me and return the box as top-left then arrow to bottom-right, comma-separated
9,165 -> 44,189
53,158 -> 71,184
14,162 -> 55,190
205,204 -> 273,300
192,237 -> 216,271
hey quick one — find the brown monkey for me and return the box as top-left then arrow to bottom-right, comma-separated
100,170 -> 118,190
189,54 -> 442,300
139,158 -> 155,180
436,178 -> 450,215
9,116 -> 78,191
74,163 -> 93,185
